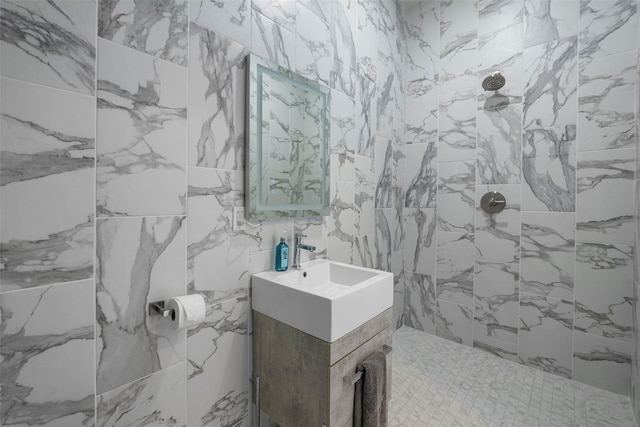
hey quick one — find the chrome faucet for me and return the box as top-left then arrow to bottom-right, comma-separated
292,233 -> 316,269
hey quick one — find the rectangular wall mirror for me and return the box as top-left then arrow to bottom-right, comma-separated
246,54 -> 330,220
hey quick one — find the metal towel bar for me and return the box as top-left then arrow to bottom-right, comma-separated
343,344 -> 392,385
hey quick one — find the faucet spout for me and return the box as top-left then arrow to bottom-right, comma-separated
292,234 -> 315,269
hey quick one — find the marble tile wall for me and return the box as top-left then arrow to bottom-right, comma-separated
633,0 -> 640,422
0,0 -> 406,425
402,0 -> 637,397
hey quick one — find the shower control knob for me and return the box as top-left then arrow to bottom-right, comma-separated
481,191 -> 506,214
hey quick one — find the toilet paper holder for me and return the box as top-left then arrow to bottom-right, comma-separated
148,301 -> 172,318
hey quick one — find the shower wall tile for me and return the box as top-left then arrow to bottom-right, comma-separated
575,242 -> 633,342
437,232 -> 475,307
0,78 -> 94,291
189,25 -> 248,170
438,161 -> 476,233
523,0 -> 579,48
355,155 -> 376,236
578,51 -> 636,152
328,180 -> 355,264
439,0 -> 478,93
376,137 -> 394,208
356,0 -> 379,82
299,0 -> 330,23
404,208 -> 437,276
187,296 -> 249,427
521,212 -> 575,300
477,103 -> 522,185
295,3 -> 332,86
478,0 -> 523,36
473,333 -> 518,362
98,0 -> 188,66
439,87 -> 477,162
477,23 -> 523,103
331,0 -> 357,98
96,39 -> 187,217
475,184 -> 521,264
576,148 -> 635,245
522,125 -> 576,212
251,10 -> 295,70
392,252 -> 405,329
330,89 -> 356,182
406,83 -> 439,145
404,271 -> 436,334
573,331 -> 632,395
519,293 -> 573,379
252,0 -> 295,31
188,167 -> 253,301
404,142 -> 437,208
375,209 -> 393,272
579,0 -> 638,60
96,216 -> 186,394
190,0 -> 251,46
436,299 -> 473,347
354,234 -> 375,269
356,75 -> 377,157
0,280 -> 95,426
523,36 -> 578,130
474,259 -> 519,344
0,0 -> 96,95
97,362 -> 186,426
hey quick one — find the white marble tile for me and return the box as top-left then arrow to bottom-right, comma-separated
0,280 -> 95,426
404,208 -> 437,276
294,216 -> 328,264
97,362 -> 186,426
190,0 -> 251,46
328,180 -> 355,264
579,0 -> 638,60
575,242 -> 633,342
375,208 -> 393,272
392,252 -> 404,329
477,103 -> 522,184
438,161 -> 476,234
355,74 -> 377,157
355,155 -> 375,236
187,296 -> 249,426
189,24 -> 248,170
438,87 -> 477,162
404,272 -> 436,334
0,0 -> 96,95
299,0 -> 330,22
353,234 -> 375,269
251,10 -> 295,70
479,0 -> 524,36
96,39 -> 187,217
578,51 -> 636,152
98,0 -> 188,66
439,0 -> 478,93
521,212 -> 575,300
436,299 -> 473,346
252,0 -> 296,31
0,78 -> 94,291
576,148 -> 635,245
330,89 -> 356,182
404,142 -> 437,208
475,184 -> 521,263
356,0 -> 379,82
437,231 -> 474,307
331,0 -> 357,98
473,333 -> 518,362
519,293 -> 573,378
573,331 -> 632,396
524,0 -> 579,48
375,137 -> 394,209
96,216 -> 186,394
295,3 -> 332,86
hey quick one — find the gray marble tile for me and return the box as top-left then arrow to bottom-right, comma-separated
252,0 -> 296,31
439,87 -> 477,162
187,296 -> 249,427
189,24 -> 248,171
521,212 -> 575,300
576,148 -> 635,245
523,36 -> 578,130
96,216 -> 186,394
473,334 -> 518,362
573,331 -> 632,396
0,280 -> 95,426
251,10 -> 295,70
474,259 -> 519,344
633,282 -> 640,418
522,125 -> 576,212
295,2 -> 332,86
329,89 -> 356,181
328,180 -> 355,264
330,0 -> 357,98
478,23 -> 524,104
575,243 -> 633,342
97,362 -> 186,426
356,0 -> 378,82
579,0 -> 638,60
392,252 -> 405,329
438,161 -> 476,233
355,155 -> 375,236
353,234 -> 375,269
190,0 -> 251,46
475,184 -> 521,263
375,137 -> 394,209
479,0 -> 524,36
519,293 -> 573,379
439,0 -> 478,93
436,299 -> 473,347
524,0 -> 579,48
477,103 -> 522,185
404,142 -> 437,208
403,208 -> 437,276
578,51 -> 636,152
96,39 -> 187,217
376,1 -> 398,140
0,0 -> 96,95
98,0 -> 188,66
437,231 -> 474,307
356,74 -> 377,157
0,78 -> 94,291
375,208 -> 393,272
404,271 -> 436,334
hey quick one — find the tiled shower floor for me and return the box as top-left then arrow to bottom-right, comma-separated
389,327 -> 637,427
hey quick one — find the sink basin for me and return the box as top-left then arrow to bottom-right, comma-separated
251,259 -> 393,342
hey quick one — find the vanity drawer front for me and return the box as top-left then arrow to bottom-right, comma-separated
328,327 -> 392,427
329,309 -> 392,365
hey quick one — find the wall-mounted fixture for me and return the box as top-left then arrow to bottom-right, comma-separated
481,71 -> 506,91
480,191 -> 506,214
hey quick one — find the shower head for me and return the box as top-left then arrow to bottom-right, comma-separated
482,71 -> 506,91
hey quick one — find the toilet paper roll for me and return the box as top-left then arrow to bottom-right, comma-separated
167,294 -> 206,330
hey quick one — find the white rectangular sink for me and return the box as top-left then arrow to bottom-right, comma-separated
252,259 -> 393,342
